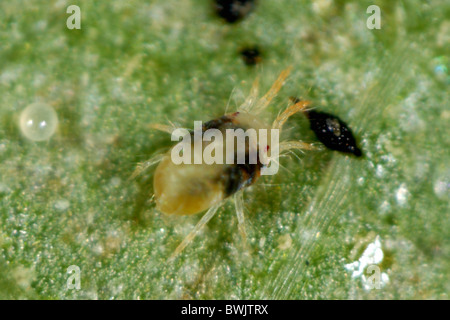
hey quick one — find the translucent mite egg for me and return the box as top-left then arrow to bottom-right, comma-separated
19,103 -> 58,141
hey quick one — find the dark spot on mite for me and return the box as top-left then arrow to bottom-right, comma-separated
222,151 -> 263,197
202,115 -> 234,131
214,0 -> 256,23
188,114 -> 236,136
290,98 -> 362,156
192,113 -> 264,197
240,46 -> 262,66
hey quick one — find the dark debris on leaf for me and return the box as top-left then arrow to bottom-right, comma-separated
303,107 -> 363,157
239,46 -> 262,66
214,0 -> 256,23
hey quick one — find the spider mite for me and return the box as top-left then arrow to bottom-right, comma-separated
132,68 -> 313,258
291,97 -> 363,157
214,0 -> 256,24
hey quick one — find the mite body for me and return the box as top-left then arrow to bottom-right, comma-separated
133,69 -> 313,257
154,112 -> 267,216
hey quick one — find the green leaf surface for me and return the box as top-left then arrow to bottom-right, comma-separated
0,0 -> 448,299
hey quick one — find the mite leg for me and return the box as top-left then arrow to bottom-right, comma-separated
148,123 -> 177,134
238,77 -> 260,113
249,67 -> 293,114
170,202 -> 222,260
272,99 -> 311,133
234,191 -> 247,244
279,140 -> 316,154
129,153 -> 165,180
129,122 -> 182,180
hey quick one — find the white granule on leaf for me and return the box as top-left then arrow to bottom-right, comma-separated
345,236 -> 384,279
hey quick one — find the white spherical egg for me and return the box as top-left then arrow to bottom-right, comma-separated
19,103 -> 58,141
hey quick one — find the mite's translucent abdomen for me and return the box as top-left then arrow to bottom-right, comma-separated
153,156 -> 225,215
153,111 -> 270,216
